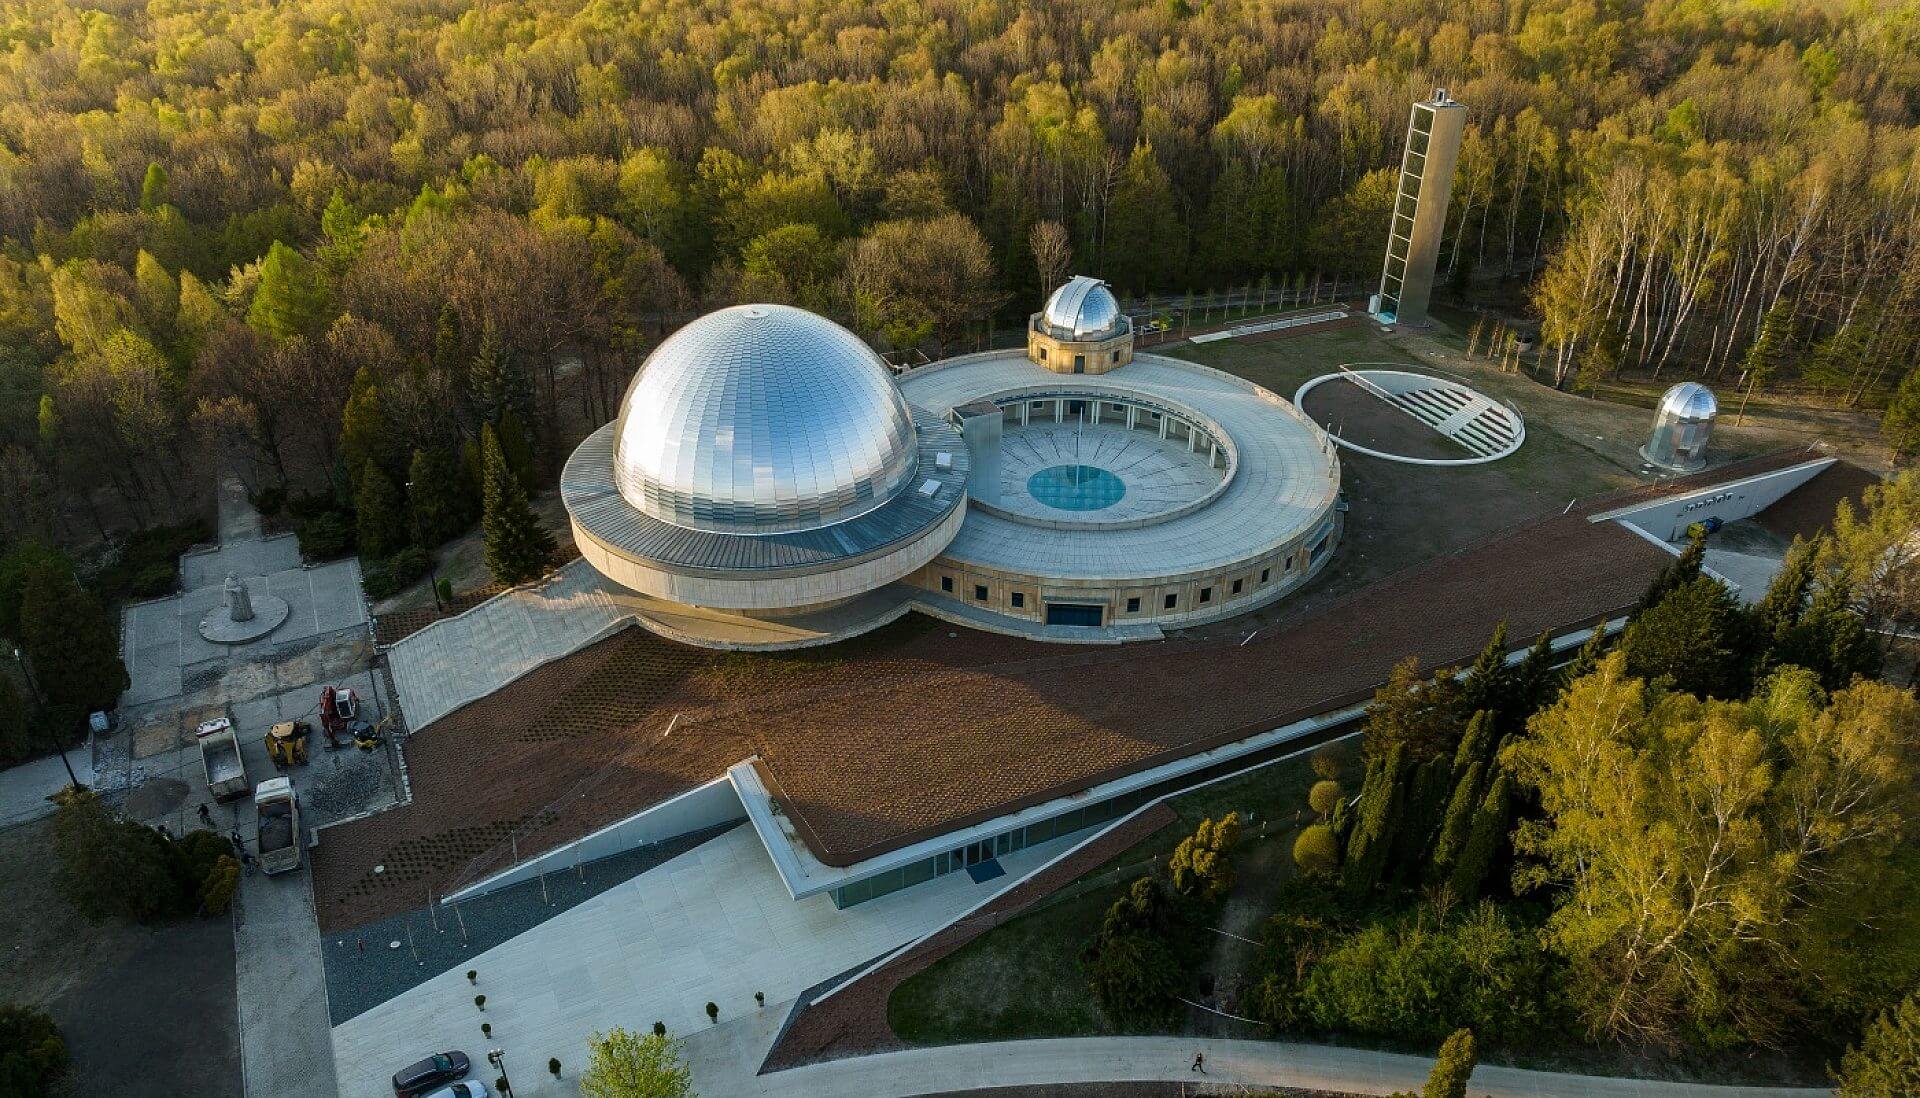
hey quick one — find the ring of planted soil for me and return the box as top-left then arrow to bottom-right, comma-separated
1297,376 -> 1471,461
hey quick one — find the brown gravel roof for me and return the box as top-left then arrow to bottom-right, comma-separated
312,449 -> 1849,932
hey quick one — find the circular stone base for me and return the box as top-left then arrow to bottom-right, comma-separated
199,594 -> 290,644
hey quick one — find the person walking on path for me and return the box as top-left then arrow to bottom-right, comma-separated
1191,1052 -> 1206,1074
197,803 -> 213,827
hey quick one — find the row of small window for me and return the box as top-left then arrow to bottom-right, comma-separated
831,788 -> 1160,908
940,560 -> 1292,614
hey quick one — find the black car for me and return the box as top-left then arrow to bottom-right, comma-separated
392,1050 -> 470,1097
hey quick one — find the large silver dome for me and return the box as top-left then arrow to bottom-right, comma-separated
1042,276 -> 1126,340
611,304 -> 919,535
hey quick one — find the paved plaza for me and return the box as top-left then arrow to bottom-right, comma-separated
992,420 -> 1223,525
328,824 -> 1080,1098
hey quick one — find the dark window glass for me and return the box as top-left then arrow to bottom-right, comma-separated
940,576 -> 953,593
1200,587 -> 1212,603
1163,593 -> 1177,610
974,584 -> 988,601
1259,568 -> 1270,583
1011,592 -> 1024,608
1231,579 -> 1243,594
1126,597 -> 1141,613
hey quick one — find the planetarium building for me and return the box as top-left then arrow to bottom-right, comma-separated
562,279 -> 1342,647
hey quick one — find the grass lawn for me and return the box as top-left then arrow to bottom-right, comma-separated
0,818 -> 242,1096
888,741 -> 1348,1045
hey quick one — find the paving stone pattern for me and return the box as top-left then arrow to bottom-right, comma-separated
323,822 -> 740,1023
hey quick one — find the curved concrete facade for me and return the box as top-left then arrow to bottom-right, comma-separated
898,350 -> 1342,633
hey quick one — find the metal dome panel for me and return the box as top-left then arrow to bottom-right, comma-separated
1657,381 -> 1718,421
611,304 -> 920,535
1042,276 -> 1125,340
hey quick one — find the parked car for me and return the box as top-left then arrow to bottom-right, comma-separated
421,1082 -> 491,1098
392,1051 -> 470,1097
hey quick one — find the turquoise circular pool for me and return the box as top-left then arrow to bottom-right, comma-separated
1027,464 -> 1125,511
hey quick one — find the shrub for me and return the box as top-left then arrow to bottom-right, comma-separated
251,485 -> 287,516
1835,991 -> 1920,1097
704,1001 -> 718,1022
296,510 -> 354,561
1424,1028 -> 1477,1098
548,1057 -> 561,1077
474,995 -> 485,1011
362,547 -> 433,600
1294,902 -> 1555,1046
0,1005 -> 68,1095
1169,813 -> 1241,904
199,856 -> 240,915
52,790 -> 190,923
1308,779 -> 1344,817
1294,824 -> 1341,875
1082,930 -> 1180,1027
1310,747 -> 1345,781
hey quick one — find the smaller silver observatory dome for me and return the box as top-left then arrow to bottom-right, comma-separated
1642,381 -> 1717,473
610,304 -> 920,535
1041,276 -> 1127,340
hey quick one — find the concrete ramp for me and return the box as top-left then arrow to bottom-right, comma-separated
386,560 -> 642,731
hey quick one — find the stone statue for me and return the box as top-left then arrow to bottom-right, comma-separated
224,573 -> 254,623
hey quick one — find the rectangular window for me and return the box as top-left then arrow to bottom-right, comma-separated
974,584 -> 988,601
1259,568 -> 1270,584
1011,592 -> 1025,608
1126,597 -> 1141,614
1037,346 -> 1047,360
940,575 -> 953,593
1073,355 -> 1085,372
1231,579 -> 1243,595
1163,593 -> 1177,610
1200,586 -> 1212,604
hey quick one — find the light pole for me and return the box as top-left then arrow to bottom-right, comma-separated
487,1048 -> 513,1097
13,645 -> 80,790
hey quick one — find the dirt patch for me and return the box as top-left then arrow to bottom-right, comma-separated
1299,376 -> 1471,461
122,776 -> 190,819
0,818 -> 240,1097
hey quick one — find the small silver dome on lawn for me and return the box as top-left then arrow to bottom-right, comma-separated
1641,382 -> 1717,473
611,304 -> 919,535
1041,276 -> 1127,340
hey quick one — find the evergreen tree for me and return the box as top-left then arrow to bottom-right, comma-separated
1362,657 -> 1469,762
354,461 -> 408,560
1447,772 -> 1511,901
408,447 -> 472,548
1428,760 -> 1486,886
467,318 -> 530,429
496,407 -> 537,491
139,162 -> 169,212
1343,741 -> 1407,898
246,241 -> 330,340
1623,575 -> 1749,698
19,561 -> 127,714
431,302 -> 464,376
1776,575 -> 1882,690
1559,626 -> 1609,687
1450,710 -> 1498,782
1752,537 -> 1818,660
318,189 -> 364,276
338,367 -> 393,486
1102,143 -> 1185,293
0,675 -> 32,766
1459,622 -> 1511,724
481,423 -> 554,586
1389,755 -> 1454,879
1835,990 -> 1920,1097
1881,366 -> 1920,463
1423,1028 -> 1477,1098
1740,297 -> 1795,402
1637,534 -> 1706,614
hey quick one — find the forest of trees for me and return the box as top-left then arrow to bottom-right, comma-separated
0,0 -> 1916,546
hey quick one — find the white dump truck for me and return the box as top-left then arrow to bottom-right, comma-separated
194,716 -> 250,802
254,777 -> 302,875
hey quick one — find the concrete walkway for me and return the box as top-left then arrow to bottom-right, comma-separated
0,746 -> 90,827
329,824 -> 1080,1098
682,1027 -> 1831,1098
234,868 -> 337,1098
